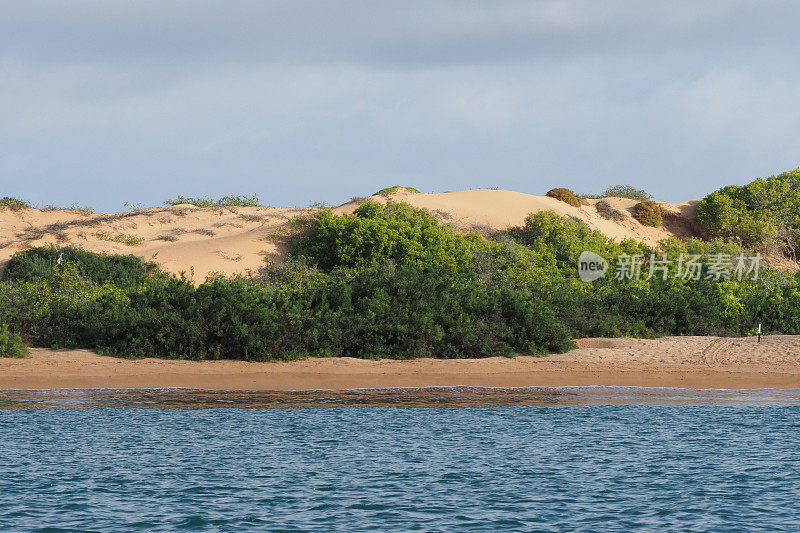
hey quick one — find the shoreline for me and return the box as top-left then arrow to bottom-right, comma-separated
2,336 -> 800,391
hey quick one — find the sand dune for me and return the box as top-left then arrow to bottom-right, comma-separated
0,204 -> 317,282
2,335 -> 798,390
359,189 -> 697,246
0,189 -> 698,281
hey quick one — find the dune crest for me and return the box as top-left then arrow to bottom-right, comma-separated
0,189 -> 698,281
355,189 -> 697,245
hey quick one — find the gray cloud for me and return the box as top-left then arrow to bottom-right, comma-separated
2,1 -> 798,66
1,1 -> 799,210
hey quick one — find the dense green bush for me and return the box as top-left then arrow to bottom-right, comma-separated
0,323 -> 28,358
291,201 -> 484,272
633,201 -> 663,227
693,170 -> 800,251
546,188 -> 581,207
2,246 -> 161,289
507,211 -> 647,272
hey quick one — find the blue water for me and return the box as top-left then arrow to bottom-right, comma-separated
2,388 -> 800,531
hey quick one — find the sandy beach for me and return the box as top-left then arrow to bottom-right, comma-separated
2,336 -> 799,390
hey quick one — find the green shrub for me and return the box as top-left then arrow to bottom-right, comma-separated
291,201 -> 483,272
0,324 -> 28,358
506,211 -> 647,272
2,246 -> 162,288
374,186 -> 421,197
546,188 -> 581,207
633,201 -> 663,227
165,195 -> 262,207
216,195 -> 261,207
0,197 -> 30,211
93,232 -> 145,246
67,203 -> 95,216
694,173 -> 792,250
166,195 -> 216,207
603,185 -> 653,201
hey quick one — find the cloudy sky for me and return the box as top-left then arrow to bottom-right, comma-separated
2,1 -> 799,211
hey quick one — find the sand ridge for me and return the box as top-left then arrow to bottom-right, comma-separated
0,189 -> 697,281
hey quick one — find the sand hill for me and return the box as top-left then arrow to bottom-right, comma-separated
0,190 -> 698,281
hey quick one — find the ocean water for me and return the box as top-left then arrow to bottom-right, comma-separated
2,387 -> 800,531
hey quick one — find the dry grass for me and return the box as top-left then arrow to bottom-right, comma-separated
595,200 -> 626,221
92,231 -> 145,246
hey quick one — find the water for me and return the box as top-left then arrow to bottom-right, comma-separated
2,387 -> 800,531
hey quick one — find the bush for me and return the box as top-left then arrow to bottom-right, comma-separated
603,185 -> 653,201
374,186 -> 421,197
291,201 -> 483,272
165,195 -> 262,207
67,204 -> 95,216
595,200 -> 626,220
2,246 -> 162,288
0,197 -> 30,211
0,323 -> 28,358
546,188 -> 581,207
693,171 -> 796,251
633,201 -> 663,227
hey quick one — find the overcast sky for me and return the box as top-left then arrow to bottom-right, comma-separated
2,0 -> 799,211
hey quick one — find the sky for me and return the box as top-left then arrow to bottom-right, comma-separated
2,0 -> 800,212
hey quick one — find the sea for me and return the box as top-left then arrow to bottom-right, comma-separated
2,386 -> 800,532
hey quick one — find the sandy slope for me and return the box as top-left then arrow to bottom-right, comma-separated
0,204 -> 318,282
1,336 -> 798,390
0,189 -> 697,280
362,189 -> 697,246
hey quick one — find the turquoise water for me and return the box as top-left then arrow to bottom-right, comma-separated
2,387 -> 800,531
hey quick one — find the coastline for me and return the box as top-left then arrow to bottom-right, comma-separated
2,336 -> 799,391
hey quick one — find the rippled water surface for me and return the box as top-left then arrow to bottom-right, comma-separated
3,387 -> 800,531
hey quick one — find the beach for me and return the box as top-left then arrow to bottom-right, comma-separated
2,335 -> 799,390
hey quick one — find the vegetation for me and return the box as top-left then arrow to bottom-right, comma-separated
374,186 -> 421,197
0,197 -> 30,211
2,194 -> 799,361
67,203 -> 96,216
291,201 -> 481,272
603,185 -> 653,201
165,194 -> 262,207
93,232 -> 145,246
546,188 -> 581,207
0,323 -> 28,358
633,201 -> 663,227
123,202 -> 146,212
694,169 -> 800,255
3,245 -> 161,289
595,200 -> 626,221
